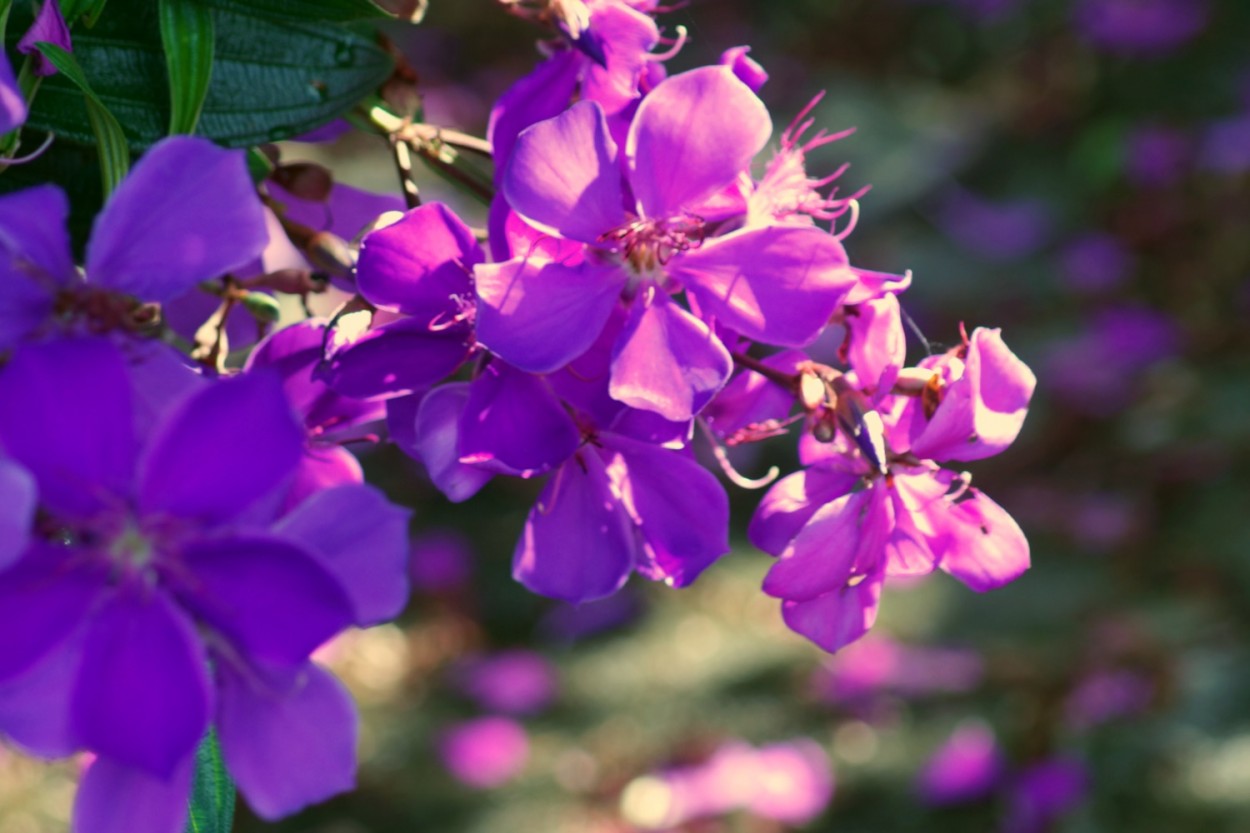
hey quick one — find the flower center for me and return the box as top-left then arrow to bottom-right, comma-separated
106,519 -> 159,574
599,216 -> 705,276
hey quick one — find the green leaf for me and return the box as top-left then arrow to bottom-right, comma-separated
32,42 -> 130,196
184,731 -> 235,833
159,0 -> 215,135
21,0 -> 393,149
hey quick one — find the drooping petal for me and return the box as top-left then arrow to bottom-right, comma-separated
0,51 -> 27,134
475,257 -> 623,373
670,225 -> 855,346
0,338 -> 136,519
174,535 -> 354,667
763,485 -> 893,602
513,452 -> 636,602
747,465 -> 860,557
356,203 -> 482,318
275,485 -> 411,625
909,328 -> 1036,462
781,570 -> 885,654
72,588 -> 211,776
603,434 -> 729,588
74,753 -> 195,833
319,317 -> 472,400
138,369 -> 303,525
459,362 -> 580,476
935,489 -> 1030,592
86,137 -> 267,303
411,383 -> 494,502
627,66 -> 770,218
503,101 -> 627,243
17,0 -> 72,77
216,661 -> 357,820
0,546 -> 100,683
0,458 -> 36,571
609,292 -> 732,421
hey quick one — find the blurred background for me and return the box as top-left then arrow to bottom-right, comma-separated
6,0 -> 1250,830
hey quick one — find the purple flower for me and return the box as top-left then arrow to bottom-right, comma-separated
720,45 -> 768,92
437,716 -> 529,789
408,530 -> 474,592
1003,758 -> 1089,833
0,136 -> 266,351
812,635 -> 984,703
1200,114 -> 1250,175
479,66 -> 855,420
1064,668 -> 1153,729
0,456 -> 36,571
917,722 -> 1004,805
452,650 -> 557,715
17,0 -> 71,77
1124,124 -> 1191,187
320,203 -> 481,400
1073,0 -> 1208,57
1059,233 -> 1132,294
936,189 -> 1051,261
0,337 -> 409,832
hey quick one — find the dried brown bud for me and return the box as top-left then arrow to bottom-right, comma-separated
271,162 -> 334,202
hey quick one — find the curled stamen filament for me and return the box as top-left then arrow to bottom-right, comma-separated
698,419 -> 780,490
648,25 -> 688,61
833,199 -> 860,241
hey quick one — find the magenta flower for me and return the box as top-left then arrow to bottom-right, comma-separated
0,338 -> 409,833
478,66 -> 855,420
917,722 -> 1004,805
437,716 -> 529,789
0,136 -> 266,350
452,650 -> 557,715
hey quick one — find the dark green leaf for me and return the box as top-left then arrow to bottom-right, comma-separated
33,43 -> 130,195
21,0 -> 393,149
184,731 -> 235,833
159,0 -> 215,135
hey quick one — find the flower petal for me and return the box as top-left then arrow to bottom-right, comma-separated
747,466 -> 860,556
356,203 -> 481,318
175,535 -> 354,668
138,369 -> 303,524
86,137 -> 266,302
781,570 -> 885,654
475,257 -> 624,374
217,661 -> 357,820
513,452 -> 636,602
0,338 -> 136,519
0,185 -> 72,347
320,317 -> 472,400
0,547 -> 99,683
609,292 -> 732,421
488,49 -> 581,181
459,362 -> 580,476
0,635 -> 82,758
670,225 -> 855,346
936,489 -> 1030,592
909,328 -> 1036,462
74,753 -> 194,833
275,485 -> 411,625
72,588 -> 211,776
763,485 -> 893,602
0,51 -> 28,134
604,434 -> 729,588
627,67 -> 770,218
503,101 -> 626,243
411,383 -> 494,502
0,458 -> 36,571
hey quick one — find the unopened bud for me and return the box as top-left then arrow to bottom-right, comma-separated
811,408 -> 838,443
241,291 -> 282,323
304,231 -> 356,278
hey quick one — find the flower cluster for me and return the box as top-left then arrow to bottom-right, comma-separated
0,0 -> 1037,829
